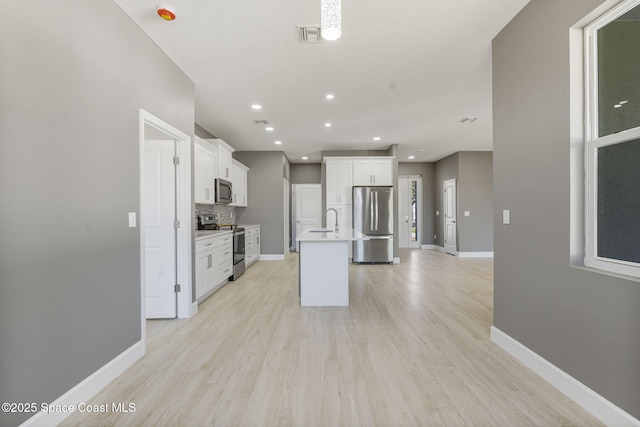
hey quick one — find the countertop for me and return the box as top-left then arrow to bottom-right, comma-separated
238,224 -> 260,229
296,227 -> 369,242
195,230 -> 233,240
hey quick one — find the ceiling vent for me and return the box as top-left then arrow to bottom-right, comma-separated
254,120 -> 268,125
298,26 -> 322,43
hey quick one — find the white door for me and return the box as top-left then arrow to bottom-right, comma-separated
399,176 -> 422,249
398,178 -> 410,248
144,139 -> 177,318
443,179 -> 457,255
284,179 -> 290,254
293,184 -> 322,251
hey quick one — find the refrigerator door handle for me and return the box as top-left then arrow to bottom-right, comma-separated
369,193 -> 374,231
374,191 -> 379,230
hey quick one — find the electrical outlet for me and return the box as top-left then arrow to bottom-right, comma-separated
434,234 -> 437,240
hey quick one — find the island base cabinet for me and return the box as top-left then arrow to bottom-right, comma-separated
299,240 -> 349,306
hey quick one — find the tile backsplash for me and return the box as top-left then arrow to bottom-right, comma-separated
195,204 -> 236,225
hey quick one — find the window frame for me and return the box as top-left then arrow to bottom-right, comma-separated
584,0 -> 640,278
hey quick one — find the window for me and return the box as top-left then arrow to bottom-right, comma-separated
584,0 -> 640,278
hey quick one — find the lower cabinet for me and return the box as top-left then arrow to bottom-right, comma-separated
245,226 -> 261,266
195,233 -> 233,301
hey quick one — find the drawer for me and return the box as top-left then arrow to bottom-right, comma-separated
196,234 -> 233,253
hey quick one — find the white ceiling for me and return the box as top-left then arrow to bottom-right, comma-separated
114,0 -> 530,163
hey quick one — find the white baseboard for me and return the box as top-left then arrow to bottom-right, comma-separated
259,254 -> 285,261
433,245 -> 446,253
421,244 -> 436,250
21,340 -> 145,427
490,326 -> 640,427
458,251 -> 494,258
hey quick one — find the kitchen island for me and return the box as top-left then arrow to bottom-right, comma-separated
296,228 -> 369,306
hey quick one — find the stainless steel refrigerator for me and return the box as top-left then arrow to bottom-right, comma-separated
353,186 -> 394,263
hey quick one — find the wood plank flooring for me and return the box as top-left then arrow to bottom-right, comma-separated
61,249 -> 602,426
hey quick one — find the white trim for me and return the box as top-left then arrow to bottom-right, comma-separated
421,244 -> 436,250
582,0 -> 640,280
458,251 -> 494,258
433,245 -> 446,253
490,327 -> 640,427
393,257 -> 400,264
20,340 -> 144,427
259,254 -> 286,261
139,109 -> 194,323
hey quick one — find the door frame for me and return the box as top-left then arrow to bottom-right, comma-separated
399,175 -> 423,248
139,109 -> 193,345
443,178 -> 457,255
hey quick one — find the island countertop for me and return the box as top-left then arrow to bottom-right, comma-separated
296,227 -> 369,242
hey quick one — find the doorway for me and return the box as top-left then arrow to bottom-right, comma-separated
139,110 -> 192,334
399,175 -> 422,248
443,178 -> 457,255
292,184 -> 322,251
284,179 -> 290,254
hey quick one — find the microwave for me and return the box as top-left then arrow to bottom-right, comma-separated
215,178 -> 233,204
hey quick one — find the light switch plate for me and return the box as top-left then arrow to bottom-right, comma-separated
436,211 -> 440,216
128,212 -> 137,228
502,209 -> 510,225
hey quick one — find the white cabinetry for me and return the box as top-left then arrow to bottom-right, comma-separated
230,160 -> 249,207
245,225 -> 261,266
195,232 -> 233,301
204,138 -> 234,180
325,159 -> 353,205
353,158 -> 393,186
194,137 -> 217,204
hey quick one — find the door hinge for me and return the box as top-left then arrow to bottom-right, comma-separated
174,220 -> 181,229
173,156 -> 180,166
175,284 -> 181,292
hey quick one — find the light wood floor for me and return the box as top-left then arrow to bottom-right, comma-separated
61,249 -> 602,426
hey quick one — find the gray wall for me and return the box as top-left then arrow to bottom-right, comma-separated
493,0 -> 640,418
290,163 -> 322,184
457,152 -> 493,252
234,151 -> 288,255
398,162 -> 436,245
433,153 -> 459,247
0,2 -> 194,426
195,123 -> 215,139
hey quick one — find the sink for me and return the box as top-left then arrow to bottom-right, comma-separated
308,228 -> 334,233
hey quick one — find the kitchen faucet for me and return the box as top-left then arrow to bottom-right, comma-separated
324,208 -> 339,232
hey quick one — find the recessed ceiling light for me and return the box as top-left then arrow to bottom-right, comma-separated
274,140 -> 282,145
326,94 -> 335,100
408,156 -> 415,160
265,126 -> 274,131
373,137 -> 381,141
251,104 -> 262,110
325,122 -> 332,128
302,156 -> 308,160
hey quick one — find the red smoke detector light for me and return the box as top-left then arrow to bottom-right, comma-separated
157,7 -> 176,21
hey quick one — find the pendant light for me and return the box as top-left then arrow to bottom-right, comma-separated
321,0 -> 342,40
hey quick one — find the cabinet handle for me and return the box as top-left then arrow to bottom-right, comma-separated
207,254 -> 212,268
224,251 -> 230,255
205,243 -> 213,247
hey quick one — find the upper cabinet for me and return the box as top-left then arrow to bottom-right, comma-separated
206,138 -> 233,180
230,159 -> 249,207
194,136 -> 249,205
352,158 -> 394,186
194,137 -> 217,204
325,158 -> 353,205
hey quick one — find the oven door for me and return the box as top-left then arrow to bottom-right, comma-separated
233,230 -> 245,264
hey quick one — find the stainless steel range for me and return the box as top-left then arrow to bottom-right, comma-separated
197,215 -> 245,281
